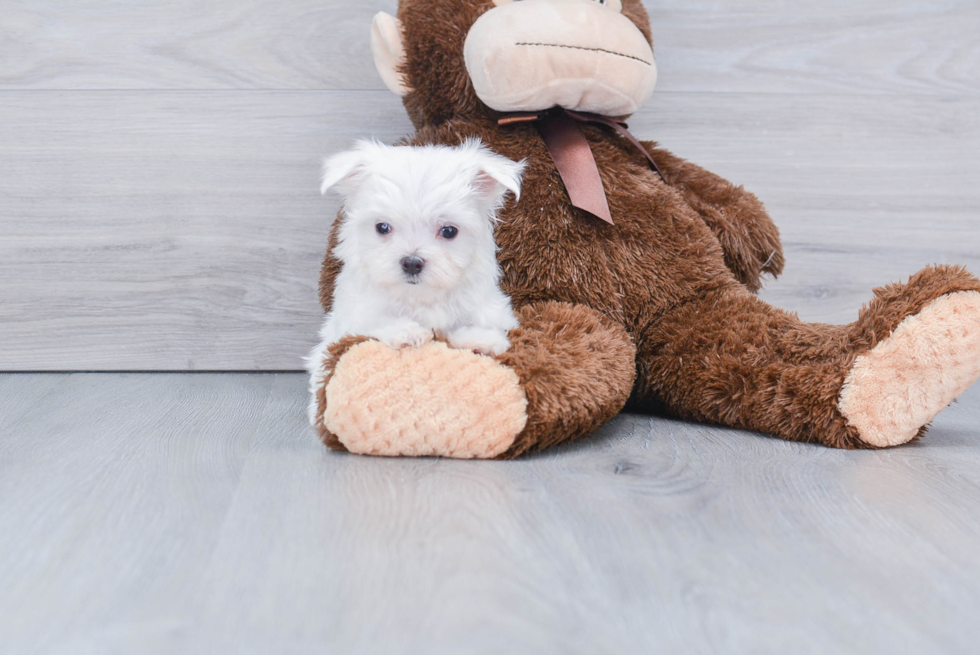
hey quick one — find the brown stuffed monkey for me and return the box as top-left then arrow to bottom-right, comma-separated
309,0 -> 980,458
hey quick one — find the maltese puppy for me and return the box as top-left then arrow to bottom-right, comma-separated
306,139 -> 524,412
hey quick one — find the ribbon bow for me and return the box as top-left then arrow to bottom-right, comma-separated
499,108 -> 665,225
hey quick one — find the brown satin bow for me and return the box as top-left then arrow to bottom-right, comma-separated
499,108 -> 665,225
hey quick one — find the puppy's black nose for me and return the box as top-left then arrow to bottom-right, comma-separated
401,256 -> 425,276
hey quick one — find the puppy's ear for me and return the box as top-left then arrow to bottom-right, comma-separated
469,143 -> 526,207
321,142 -> 379,196
371,12 -> 411,97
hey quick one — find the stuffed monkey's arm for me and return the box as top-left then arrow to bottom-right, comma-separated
642,141 -> 785,293
317,215 -> 343,313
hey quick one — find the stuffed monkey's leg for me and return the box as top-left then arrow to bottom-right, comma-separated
635,265 -> 980,448
310,301 -> 636,459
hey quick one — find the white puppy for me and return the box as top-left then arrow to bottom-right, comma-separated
306,139 -> 524,420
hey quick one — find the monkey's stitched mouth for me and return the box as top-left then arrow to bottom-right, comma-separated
514,42 -> 652,66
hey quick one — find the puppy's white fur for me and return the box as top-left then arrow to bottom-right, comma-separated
306,139 -> 524,425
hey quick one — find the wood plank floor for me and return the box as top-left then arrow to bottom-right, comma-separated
1,374 -> 979,654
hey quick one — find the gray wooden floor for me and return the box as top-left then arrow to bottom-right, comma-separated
1,373 -> 979,654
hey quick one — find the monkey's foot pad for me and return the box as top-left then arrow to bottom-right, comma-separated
325,340 -> 528,458
840,290 -> 980,447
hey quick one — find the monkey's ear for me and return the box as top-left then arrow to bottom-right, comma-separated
371,12 -> 411,97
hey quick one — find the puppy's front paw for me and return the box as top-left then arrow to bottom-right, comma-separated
449,327 -> 511,357
371,322 -> 434,349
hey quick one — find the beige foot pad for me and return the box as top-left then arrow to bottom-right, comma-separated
324,340 -> 528,458
840,291 -> 980,447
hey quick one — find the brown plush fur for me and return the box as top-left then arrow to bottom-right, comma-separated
496,302 -> 637,458
316,0 -> 980,456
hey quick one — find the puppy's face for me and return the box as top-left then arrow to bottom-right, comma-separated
348,184 -> 483,292
322,140 -> 524,298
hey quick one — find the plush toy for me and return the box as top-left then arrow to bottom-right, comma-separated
309,0 -> 980,459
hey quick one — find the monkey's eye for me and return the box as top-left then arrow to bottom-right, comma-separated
376,223 -> 391,235
439,226 -> 459,240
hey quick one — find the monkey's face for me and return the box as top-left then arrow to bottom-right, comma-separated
464,0 -> 656,116
373,0 -> 657,123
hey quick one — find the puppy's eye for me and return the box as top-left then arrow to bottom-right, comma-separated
375,223 -> 391,235
439,226 -> 458,240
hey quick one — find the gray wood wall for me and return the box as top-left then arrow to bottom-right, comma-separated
1,0 -> 978,371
